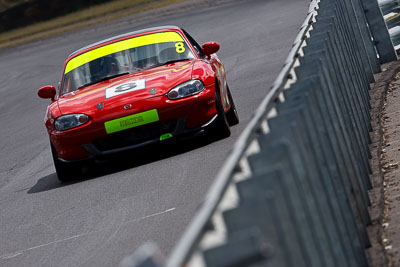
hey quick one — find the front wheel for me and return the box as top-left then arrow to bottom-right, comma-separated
206,91 -> 231,139
51,142 -> 83,182
226,87 -> 239,126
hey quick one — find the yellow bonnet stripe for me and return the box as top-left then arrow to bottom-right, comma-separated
64,31 -> 184,74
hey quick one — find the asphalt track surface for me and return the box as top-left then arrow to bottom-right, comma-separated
0,0 -> 309,265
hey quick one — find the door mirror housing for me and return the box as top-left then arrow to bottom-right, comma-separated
202,42 -> 220,57
38,85 -> 56,101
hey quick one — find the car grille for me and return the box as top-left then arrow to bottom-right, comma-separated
93,120 -> 177,151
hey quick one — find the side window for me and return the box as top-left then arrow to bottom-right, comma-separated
182,29 -> 205,58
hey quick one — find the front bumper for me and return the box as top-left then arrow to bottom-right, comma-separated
75,115 -> 217,161
52,85 -> 217,162
57,115 -> 218,163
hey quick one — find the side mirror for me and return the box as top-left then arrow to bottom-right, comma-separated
38,85 -> 56,101
202,42 -> 220,57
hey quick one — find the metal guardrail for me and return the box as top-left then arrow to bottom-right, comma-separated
123,0 -> 398,266
380,0 -> 400,49
380,0 -> 400,14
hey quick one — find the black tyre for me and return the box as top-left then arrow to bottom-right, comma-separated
207,90 -> 231,139
226,87 -> 239,126
51,142 -> 82,182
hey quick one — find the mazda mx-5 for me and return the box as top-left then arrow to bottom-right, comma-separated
38,26 -> 239,181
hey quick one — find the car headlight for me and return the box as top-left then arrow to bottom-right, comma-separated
167,80 -> 205,100
54,114 -> 89,131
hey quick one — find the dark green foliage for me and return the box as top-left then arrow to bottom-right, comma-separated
0,0 -> 115,33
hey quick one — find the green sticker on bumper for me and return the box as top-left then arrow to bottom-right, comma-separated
105,109 -> 159,134
160,133 -> 173,141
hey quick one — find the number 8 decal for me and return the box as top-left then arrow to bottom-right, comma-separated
175,42 -> 185,53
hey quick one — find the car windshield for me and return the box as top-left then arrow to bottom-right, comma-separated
61,31 -> 196,94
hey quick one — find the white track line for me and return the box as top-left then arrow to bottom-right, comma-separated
126,207 -> 175,223
0,233 -> 87,260
0,207 -> 175,260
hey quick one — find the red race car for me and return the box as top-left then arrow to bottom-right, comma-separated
38,26 -> 239,181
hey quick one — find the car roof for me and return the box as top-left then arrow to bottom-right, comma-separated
68,25 -> 182,58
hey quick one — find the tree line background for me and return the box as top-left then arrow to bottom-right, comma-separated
0,0 -> 115,33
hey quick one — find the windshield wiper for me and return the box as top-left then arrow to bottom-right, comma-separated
145,58 -> 191,70
77,72 -> 130,89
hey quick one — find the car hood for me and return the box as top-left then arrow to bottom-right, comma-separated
57,60 -> 195,115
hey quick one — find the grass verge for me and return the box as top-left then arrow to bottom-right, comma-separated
0,0 -> 185,50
